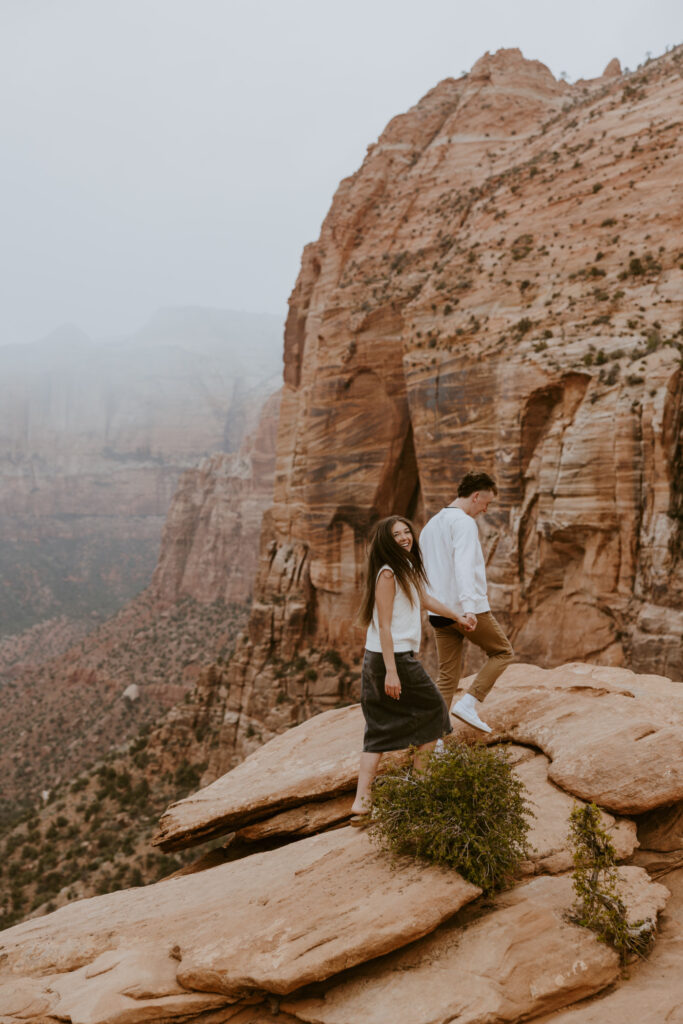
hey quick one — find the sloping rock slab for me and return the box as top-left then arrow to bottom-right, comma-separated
531,867 -> 683,1024
284,869 -> 669,1024
0,827 -> 480,1010
516,753 -> 637,874
453,663 -> 683,815
153,705 -> 364,850
155,663 -> 682,853
42,946 -> 231,1024
235,795 -> 354,842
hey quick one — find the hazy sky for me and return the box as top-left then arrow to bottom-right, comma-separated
1,0 -> 681,345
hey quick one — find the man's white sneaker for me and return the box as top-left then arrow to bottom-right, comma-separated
452,695 -> 492,734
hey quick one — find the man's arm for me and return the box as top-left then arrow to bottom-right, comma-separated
451,517 -> 480,619
419,586 -> 476,631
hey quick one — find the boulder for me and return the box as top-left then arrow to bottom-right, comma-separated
235,795 -> 354,842
529,868 -> 683,1024
153,705 -> 364,850
0,827 -> 480,1011
452,663 -> 683,815
514,753 -> 637,874
283,869 -> 669,1024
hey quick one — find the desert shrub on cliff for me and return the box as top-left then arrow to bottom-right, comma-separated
568,802 -> 656,962
369,744 -> 532,892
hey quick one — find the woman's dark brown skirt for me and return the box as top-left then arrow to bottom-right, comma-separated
361,649 -> 452,753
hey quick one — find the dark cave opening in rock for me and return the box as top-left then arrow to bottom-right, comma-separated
373,423 -> 424,528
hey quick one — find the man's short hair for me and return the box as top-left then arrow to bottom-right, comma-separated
457,471 -> 498,497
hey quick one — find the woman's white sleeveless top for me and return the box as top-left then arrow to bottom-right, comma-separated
365,565 -> 421,653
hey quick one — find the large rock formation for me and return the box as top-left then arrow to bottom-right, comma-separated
0,308 -> 282,634
0,661 -> 679,1024
149,390 -> 281,606
152,660 -> 676,851
243,45 -> 683,710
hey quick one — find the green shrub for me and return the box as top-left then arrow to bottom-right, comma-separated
511,234 -> 533,260
174,760 -> 206,793
512,317 -> 533,338
369,744 -> 532,892
568,803 -> 656,962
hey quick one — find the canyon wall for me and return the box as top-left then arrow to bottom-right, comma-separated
0,383 -> 282,817
200,47 -> 682,776
267,46 -> 683,677
150,389 -> 281,606
0,308 -> 282,634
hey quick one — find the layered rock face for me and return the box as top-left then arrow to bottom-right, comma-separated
0,308 -> 282,634
150,390 -> 281,606
1,662 -> 680,1024
253,47 -> 682,690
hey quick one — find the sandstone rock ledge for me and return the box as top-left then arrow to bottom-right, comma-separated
0,661 -> 680,1024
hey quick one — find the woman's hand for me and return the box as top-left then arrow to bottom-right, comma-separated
385,668 -> 402,700
456,613 -> 477,632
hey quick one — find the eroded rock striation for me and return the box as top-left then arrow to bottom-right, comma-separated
232,45 -> 683,749
150,389 -> 281,606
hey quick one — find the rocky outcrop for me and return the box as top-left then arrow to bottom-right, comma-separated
153,660 -> 681,851
283,873 -> 660,1024
229,44 -> 683,729
0,828 -> 481,1013
149,390 -> 281,606
527,869 -> 683,1024
0,661 -> 678,1024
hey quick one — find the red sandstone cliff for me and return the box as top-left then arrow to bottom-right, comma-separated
271,46 -> 683,676
150,390 -> 281,606
195,47 -> 683,778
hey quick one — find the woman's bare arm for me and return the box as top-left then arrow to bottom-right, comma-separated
375,569 -> 401,698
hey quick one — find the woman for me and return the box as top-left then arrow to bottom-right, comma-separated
350,515 -> 474,824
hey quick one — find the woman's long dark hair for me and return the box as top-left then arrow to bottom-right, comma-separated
358,516 -> 428,627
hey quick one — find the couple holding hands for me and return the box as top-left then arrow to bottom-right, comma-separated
351,471 -> 514,821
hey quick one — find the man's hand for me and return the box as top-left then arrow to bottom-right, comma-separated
385,669 -> 402,700
460,613 -> 477,632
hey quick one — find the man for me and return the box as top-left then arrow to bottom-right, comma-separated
420,471 -> 513,733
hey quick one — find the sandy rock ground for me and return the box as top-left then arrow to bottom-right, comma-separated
1,661 -> 681,1024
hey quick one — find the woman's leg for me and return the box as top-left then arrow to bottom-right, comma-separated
351,751 -> 382,814
412,740 -> 436,774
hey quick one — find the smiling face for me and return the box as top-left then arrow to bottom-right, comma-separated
391,519 -> 414,552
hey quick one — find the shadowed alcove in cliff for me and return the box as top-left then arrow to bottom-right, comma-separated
310,421 -> 424,644
326,421 -> 423,553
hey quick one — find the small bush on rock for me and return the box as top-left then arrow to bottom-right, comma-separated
369,744 -> 532,892
568,803 -> 656,962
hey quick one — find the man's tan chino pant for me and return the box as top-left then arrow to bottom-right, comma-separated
432,612 -> 514,710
